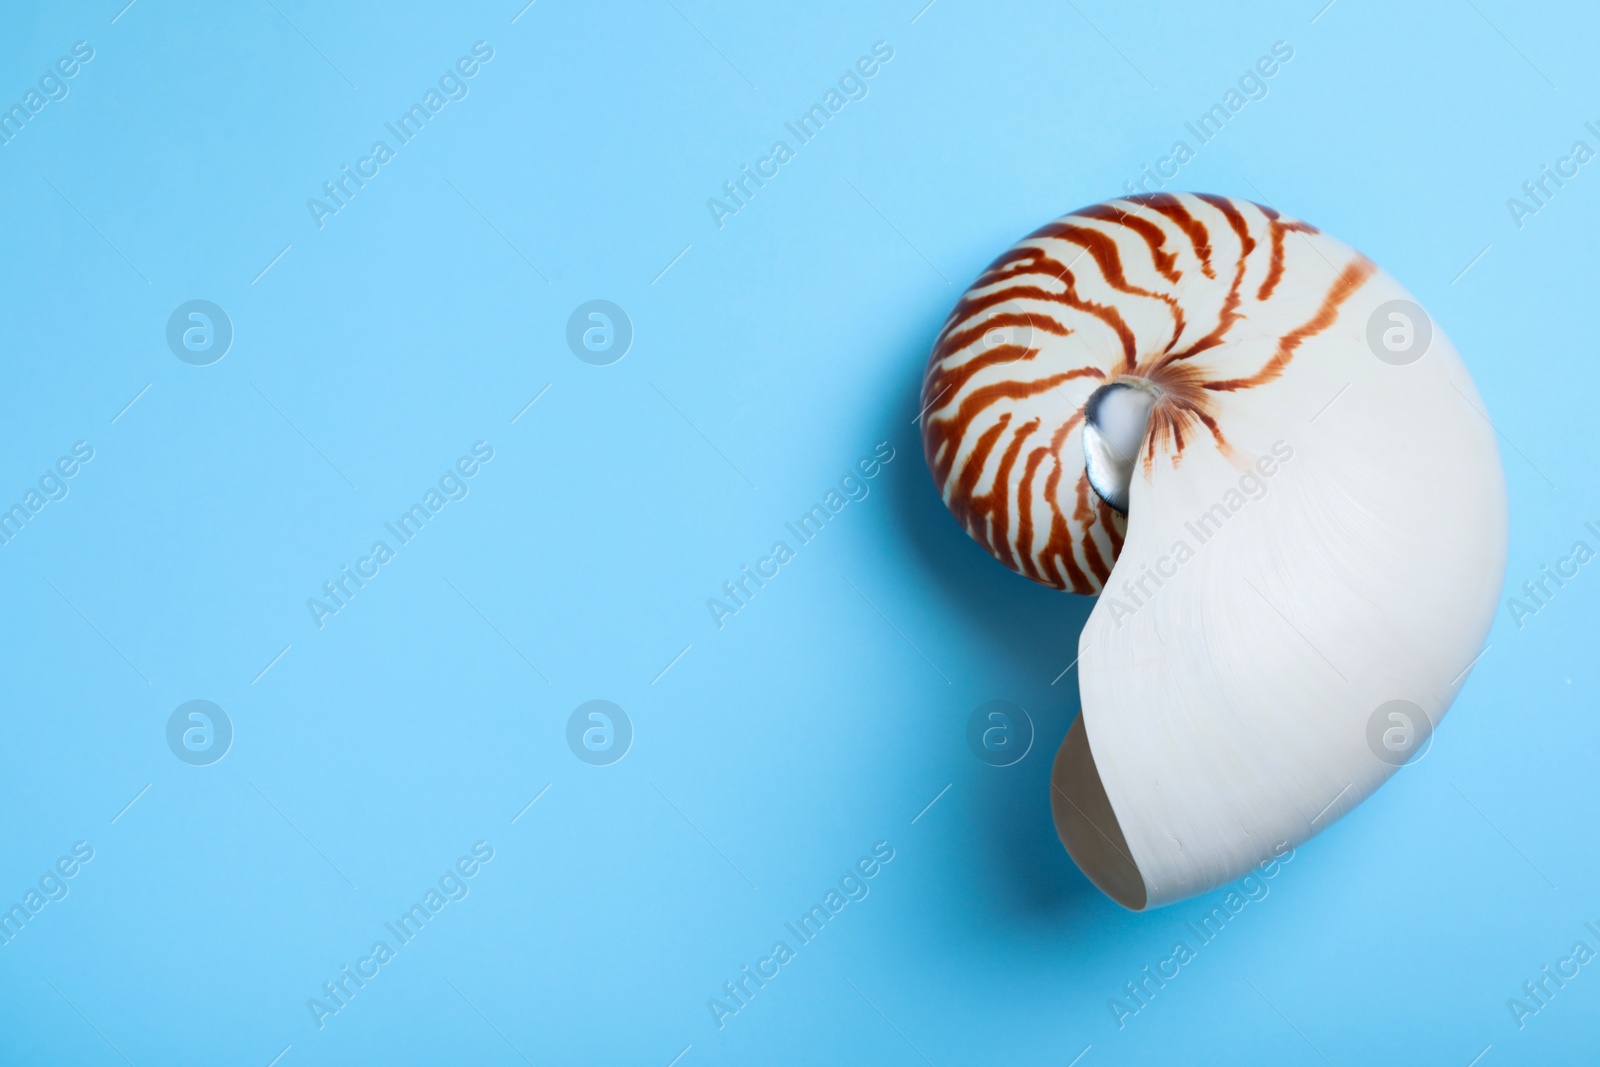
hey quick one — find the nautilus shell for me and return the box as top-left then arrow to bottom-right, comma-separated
921,193 -> 1506,909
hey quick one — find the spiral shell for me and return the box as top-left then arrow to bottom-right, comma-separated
921,193 -> 1371,593
920,193 -> 1507,909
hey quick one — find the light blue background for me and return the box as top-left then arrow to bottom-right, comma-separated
0,1 -> 1594,1063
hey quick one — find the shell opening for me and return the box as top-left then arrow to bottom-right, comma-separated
1082,379 -> 1157,515
1051,715 -> 1147,910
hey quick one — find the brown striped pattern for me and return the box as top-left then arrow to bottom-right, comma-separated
919,193 -> 1374,593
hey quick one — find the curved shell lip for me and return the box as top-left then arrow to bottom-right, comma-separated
1051,715 -> 1147,911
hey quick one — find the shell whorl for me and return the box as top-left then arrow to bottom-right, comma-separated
919,192 -> 1374,594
